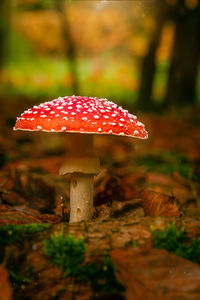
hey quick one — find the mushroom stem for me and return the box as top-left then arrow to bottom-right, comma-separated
70,173 -> 94,222
64,133 -> 99,223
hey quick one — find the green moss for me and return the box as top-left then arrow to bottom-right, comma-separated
6,265 -> 35,291
43,231 -> 86,277
43,231 -> 124,293
78,256 -> 124,293
151,222 -> 200,264
132,240 -> 138,247
0,223 -> 51,246
0,224 -> 48,289
8,268 -> 31,285
136,152 -> 191,179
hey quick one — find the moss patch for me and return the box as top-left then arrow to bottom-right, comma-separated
136,152 -> 192,179
0,223 -> 51,246
43,232 -> 86,277
43,231 -> 124,293
151,222 -> 200,264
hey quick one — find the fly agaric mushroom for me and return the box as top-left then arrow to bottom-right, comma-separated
14,96 -> 148,223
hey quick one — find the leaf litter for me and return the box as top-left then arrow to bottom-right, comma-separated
0,97 -> 200,299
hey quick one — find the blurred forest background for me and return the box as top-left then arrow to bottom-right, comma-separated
0,0 -> 200,109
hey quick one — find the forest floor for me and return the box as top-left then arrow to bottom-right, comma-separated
0,97 -> 200,300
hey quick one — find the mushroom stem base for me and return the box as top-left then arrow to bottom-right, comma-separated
70,173 -> 94,223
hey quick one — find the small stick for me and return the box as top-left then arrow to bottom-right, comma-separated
60,196 -> 65,220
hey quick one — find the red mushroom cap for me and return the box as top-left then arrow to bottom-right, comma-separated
14,96 -> 148,139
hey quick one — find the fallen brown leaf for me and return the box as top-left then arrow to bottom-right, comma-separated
38,213 -> 62,224
0,205 -> 11,213
141,190 -> 180,217
0,265 -> 13,300
0,211 -> 41,225
0,210 -> 62,225
111,247 -> 200,300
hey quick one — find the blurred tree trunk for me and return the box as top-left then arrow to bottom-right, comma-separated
137,1 -> 168,110
137,0 -> 200,110
53,0 -> 79,95
0,0 -> 11,81
164,1 -> 200,107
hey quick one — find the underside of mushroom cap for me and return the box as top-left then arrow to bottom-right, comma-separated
14,96 -> 148,139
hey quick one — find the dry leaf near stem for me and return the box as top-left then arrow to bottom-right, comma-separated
141,190 -> 180,217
